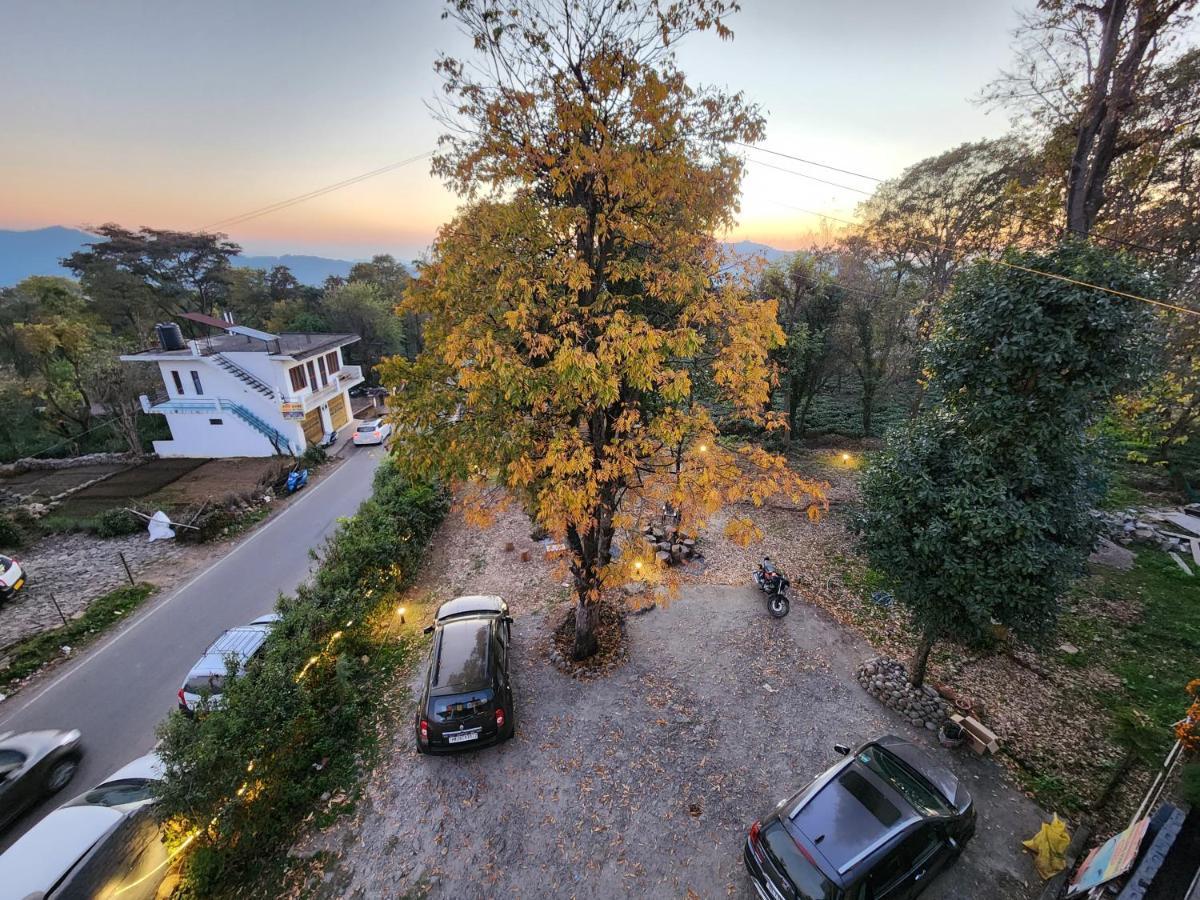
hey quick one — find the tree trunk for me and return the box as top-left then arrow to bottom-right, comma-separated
572,596 -> 599,660
861,378 -> 875,438
910,628 -> 937,688
797,391 -> 814,441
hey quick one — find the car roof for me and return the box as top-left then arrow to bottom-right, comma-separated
786,742 -> 932,884
200,624 -> 271,661
435,595 -> 506,622
429,618 -> 491,695
99,751 -> 164,785
0,730 -> 71,756
0,805 -> 122,896
359,418 -> 381,427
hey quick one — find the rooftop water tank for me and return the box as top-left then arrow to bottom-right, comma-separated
155,322 -> 185,352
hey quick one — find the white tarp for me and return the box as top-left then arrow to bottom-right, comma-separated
147,510 -> 175,542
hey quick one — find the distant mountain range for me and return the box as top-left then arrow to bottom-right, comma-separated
0,226 -> 792,288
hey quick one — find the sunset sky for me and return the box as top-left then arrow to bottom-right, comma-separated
1,1 -> 1031,261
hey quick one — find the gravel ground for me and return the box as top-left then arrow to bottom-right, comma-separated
292,570 -> 1044,899
0,531 -> 193,648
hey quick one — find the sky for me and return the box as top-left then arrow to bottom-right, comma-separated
0,0 -> 1033,261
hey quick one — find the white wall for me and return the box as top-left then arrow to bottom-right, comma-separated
153,412 -> 280,458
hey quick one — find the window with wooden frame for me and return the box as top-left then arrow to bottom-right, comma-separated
325,351 -> 340,374
170,370 -> 184,395
289,365 -> 307,392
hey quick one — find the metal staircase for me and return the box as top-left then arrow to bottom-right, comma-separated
212,353 -> 275,398
224,401 -> 297,456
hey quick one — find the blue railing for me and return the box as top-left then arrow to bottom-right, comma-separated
149,398 -> 297,456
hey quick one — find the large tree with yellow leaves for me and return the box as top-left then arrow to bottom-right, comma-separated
382,0 -> 823,658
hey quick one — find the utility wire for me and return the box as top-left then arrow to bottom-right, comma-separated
738,141 -> 1175,258
205,151 -> 434,230
766,199 -> 1200,318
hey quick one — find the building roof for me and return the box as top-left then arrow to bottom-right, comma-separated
121,331 -> 359,363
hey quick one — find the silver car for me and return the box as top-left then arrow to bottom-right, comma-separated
0,729 -> 82,833
177,613 -> 280,715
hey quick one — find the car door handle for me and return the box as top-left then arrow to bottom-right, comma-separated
913,869 -> 926,881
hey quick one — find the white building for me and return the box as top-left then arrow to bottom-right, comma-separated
121,324 -> 365,458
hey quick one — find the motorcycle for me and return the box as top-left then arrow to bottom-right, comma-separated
286,467 -> 309,493
752,556 -> 791,618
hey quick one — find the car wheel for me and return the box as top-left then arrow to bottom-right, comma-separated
44,755 -> 80,794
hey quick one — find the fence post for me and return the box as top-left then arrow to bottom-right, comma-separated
47,592 -> 69,628
118,552 -> 135,586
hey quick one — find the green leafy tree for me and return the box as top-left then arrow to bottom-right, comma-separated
347,254 -> 421,360
322,281 -> 406,372
62,224 -> 240,330
759,255 -> 843,444
859,243 -> 1157,685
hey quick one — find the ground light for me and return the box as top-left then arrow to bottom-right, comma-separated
396,605 -> 406,624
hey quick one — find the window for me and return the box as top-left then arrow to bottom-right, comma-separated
171,370 -> 184,395
83,778 -> 156,808
325,351 -> 340,374
865,827 -> 941,898
289,365 -> 307,392
209,418 -> 223,426
760,821 -> 837,900
857,747 -> 950,815
317,354 -> 328,386
190,370 -> 203,395
306,360 -> 317,391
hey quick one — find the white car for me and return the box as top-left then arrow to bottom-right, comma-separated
0,751 -> 165,899
0,553 -> 26,601
352,418 -> 393,446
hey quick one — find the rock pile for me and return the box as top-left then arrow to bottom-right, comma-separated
0,451 -> 140,478
640,523 -> 700,566
856,656 -> 952,731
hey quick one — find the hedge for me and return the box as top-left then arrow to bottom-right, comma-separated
154,461 -> 448,894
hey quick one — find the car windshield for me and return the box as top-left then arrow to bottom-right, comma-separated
357,423 -> 378,432
762,821 -> 837,900
857,746 -> 950,815
83,778 -> 156,807
184,673 -> 227,695
0,555 -> 11,569
432,620 -> 489,690
432,690 -> 494,721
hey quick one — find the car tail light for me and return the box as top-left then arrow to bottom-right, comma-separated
749,821 -> 761,844
748,821 -> 765,861
419,719 -> 429,742
178,688 -> 187,707
495,707 -> 505,728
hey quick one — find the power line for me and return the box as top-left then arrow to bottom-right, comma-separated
738,141 -> 1175,258
766,198 -> 1200,318
205,151 -> 434,230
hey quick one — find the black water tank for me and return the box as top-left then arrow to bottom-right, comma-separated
155,322 -> 185,351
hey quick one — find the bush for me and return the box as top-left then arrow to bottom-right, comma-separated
155,461 -> 447,894
0,515 -> 24,549
298,443 -> 327,468
92,507 -> 144,538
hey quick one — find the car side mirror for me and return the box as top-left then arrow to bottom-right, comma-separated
504,615 -> 514,624
423,624 -> 435,635
833,743 -> 851,756
946,837 -> 959,852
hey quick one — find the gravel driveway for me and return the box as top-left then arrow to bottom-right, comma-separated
298,585 -> 1044,900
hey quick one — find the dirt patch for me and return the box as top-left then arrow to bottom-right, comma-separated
53,458 -> 207,518
142,457 -> 289,508
283,506 -> 1044,900
0,462 -> 132,503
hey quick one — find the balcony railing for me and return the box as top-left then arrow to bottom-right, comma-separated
296,365 -> 363,408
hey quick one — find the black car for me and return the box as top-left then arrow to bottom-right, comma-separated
745,736 -> 975,900
0,729 -> 83,833
415,595 -> 515,754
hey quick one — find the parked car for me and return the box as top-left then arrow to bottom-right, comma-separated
0,729 -> 82,833
0,751 -> 165,899
178,613 -> 280,716
0,553 -> 26,601
744,735 -> 975,900
352,418 -> 393,446
415,595 -> 515,753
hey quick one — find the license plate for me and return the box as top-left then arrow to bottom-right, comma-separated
447,730 -> 480,744
11,578 -> 23,592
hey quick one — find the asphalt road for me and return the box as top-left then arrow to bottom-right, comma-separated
0,444 -> 385,850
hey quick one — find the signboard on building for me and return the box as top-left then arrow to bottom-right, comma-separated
280,402 -> 305,420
